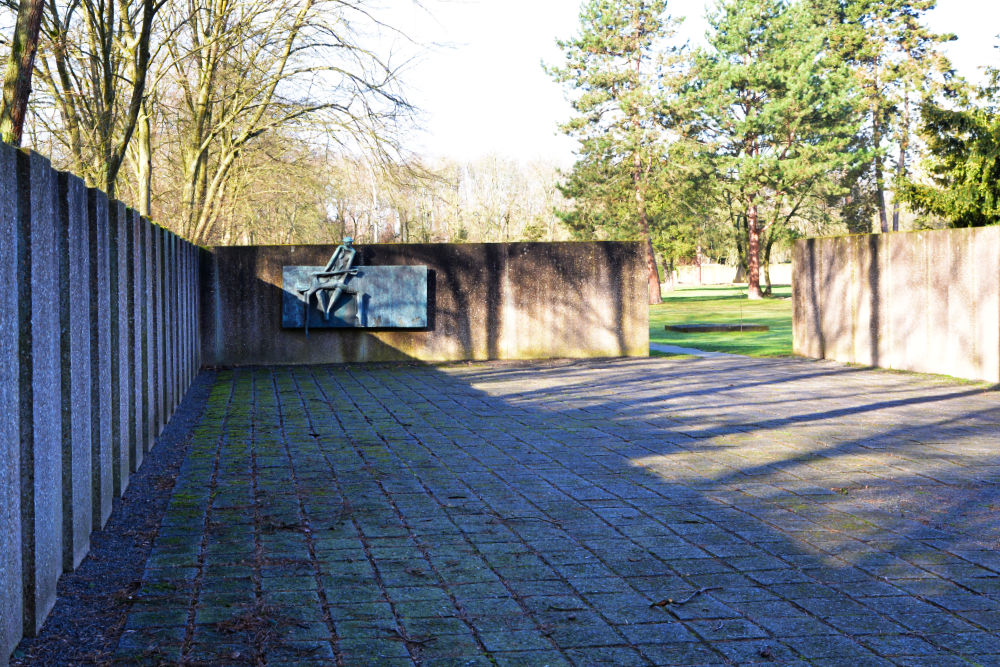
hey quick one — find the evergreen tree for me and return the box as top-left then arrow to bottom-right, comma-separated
824,0 -> 954,232
681,0 -> 864,298
899,64 -> 1000,227
546,0 -> 681,305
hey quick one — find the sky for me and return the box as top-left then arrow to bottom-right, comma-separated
398,0 -> 1000,167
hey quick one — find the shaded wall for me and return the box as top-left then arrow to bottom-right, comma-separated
201,242 -> 648,365
793,227 -> 1000,383
1,146 -> 201,664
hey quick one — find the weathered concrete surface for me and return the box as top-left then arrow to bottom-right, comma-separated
164,232 -> 174,417
110,201 -> 132,495
112,359 -> 1000,665
849,235 -> 879,368
972,226 -> 1000,380
88,189 -> 113,530
0,143 -> 22,666
182,244 -> 192,387
820,236 -> 853,363
107,204 -> 122,498
153,227 -> 164,435
191,245 -> 199,383
129,209 -> 144,471
1,154 -> 202,664
791,240 -> 820,359
22,151 -> 63,636
201,242 -> 648,365
141,219 -> 155,452
57,172 -> 92,571
793,228 -> 1000,382
186,245 -> 195,384
172,234 -> 181,411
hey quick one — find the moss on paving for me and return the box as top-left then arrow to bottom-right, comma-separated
650,284 -> 793,357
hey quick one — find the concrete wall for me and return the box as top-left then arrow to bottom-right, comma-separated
24,149 -> 62,639
1,146 -> 202,663
57,172 -> 91,573
201,242 -> 648,365
0,140 -> 23,667
793,227 -> 1000,383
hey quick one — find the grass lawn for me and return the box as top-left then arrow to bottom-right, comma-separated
649,284 -> 793,357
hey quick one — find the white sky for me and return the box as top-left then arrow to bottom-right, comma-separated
397,0 -> 1000,167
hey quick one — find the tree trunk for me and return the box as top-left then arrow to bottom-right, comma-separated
747,199 -> 763,299
0,0 -> 45,145
642,234 -> 660,304
633,153 -> 661,304
892,91 -> 910,233
762,233 -> 774,296
732,211 -> 748,278
696,243 -> 703,285
134,101 -> 153,216
873,110 -> 889,233
628,6 -> 660,306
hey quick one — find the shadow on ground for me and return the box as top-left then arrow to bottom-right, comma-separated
16,357 -> 1000,665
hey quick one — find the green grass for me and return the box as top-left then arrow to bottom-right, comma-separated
649,284 -> 793,357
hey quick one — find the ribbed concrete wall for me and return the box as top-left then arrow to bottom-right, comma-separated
200,242 -> 649,365
793,227 -> 1000,383
57,172 -> 91,572
25,150 -> 62,639
89,188 -> 113,532
1,146 -> 202,663
0,141 -> 23,667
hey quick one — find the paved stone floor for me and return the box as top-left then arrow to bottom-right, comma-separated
115,358 -> 1000,666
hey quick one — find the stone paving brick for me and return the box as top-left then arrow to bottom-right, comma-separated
112,357 -> 1000,665
635,641 -> 726,665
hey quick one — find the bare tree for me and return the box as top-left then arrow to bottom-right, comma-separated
157,0 -> 413,243
13,0 -> 162,194
315,153 -> 569,246
0,0 -> 44,144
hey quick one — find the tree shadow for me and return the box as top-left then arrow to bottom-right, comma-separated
27,355 -> 1000,665
239,358 -> 999,663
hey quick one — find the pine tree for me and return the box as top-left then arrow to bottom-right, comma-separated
546,0 -> 680,305
899,64 -> 1000,227
682,0 -> 864,299
827,0 -> 954,232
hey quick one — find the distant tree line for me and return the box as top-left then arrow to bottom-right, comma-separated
0,0 -> 576,246
0,0 -> 419,244
1,0 -> 996,292
547,0 -> 1000,302
220,153 -> 571,246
